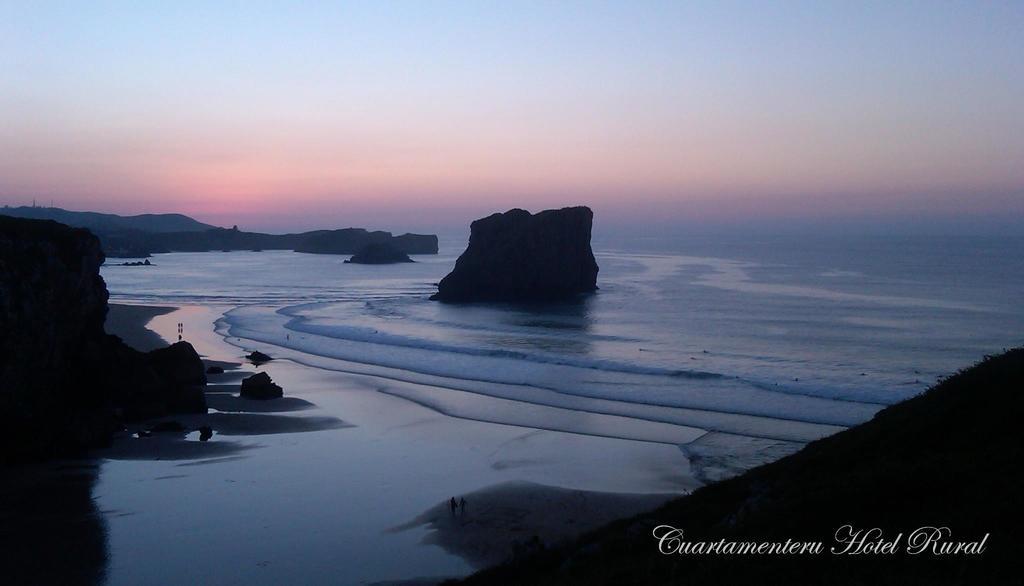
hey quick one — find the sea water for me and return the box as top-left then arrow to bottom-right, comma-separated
96,232 -> 1024,584
103,232 -> 1024,447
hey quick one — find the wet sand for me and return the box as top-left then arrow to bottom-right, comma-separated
87,304 -> 692,584
1,303 -> 179,585
392,481 -> 675,568
105,304 -> 175,351
0,461 -> 106,586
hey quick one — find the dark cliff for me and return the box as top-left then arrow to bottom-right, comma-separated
391,233 -> 440,255
1,218 -> 114,462
432,207 -> 599,302
0,217 -> 207,464
454,349 -> 1024,585
294,229 -> 437,255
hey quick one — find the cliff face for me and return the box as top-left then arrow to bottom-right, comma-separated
295,229 -> 437,255
432,207 -> 599,302
391,233 -> 439,255
0,217 -> 114,462
0,217 -> 207,464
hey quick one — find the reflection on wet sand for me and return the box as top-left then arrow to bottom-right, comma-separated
98,436 -> 255,461
0,461 -> 107,586
205,391 -> 316,413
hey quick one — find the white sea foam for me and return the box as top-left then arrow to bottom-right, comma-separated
221,305 -> 881,434
104,241 -> 1024,449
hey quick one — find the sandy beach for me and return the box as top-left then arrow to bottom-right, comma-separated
105,303 -> 178,351
391,481 -> 673,568
90,303 -> 687,584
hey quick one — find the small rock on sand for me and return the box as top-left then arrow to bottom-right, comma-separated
246,351 -> 272,364
239,372 -> 283,400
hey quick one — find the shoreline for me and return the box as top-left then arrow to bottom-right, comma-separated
105,303 -> 176,351
392,481 -> 676,569
87,303 -> 695,582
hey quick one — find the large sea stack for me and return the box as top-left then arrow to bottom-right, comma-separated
432,207 -> 599,303
0,216 -> 207,463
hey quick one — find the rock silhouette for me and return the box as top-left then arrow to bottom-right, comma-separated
240,372 -> 284,400
345,242 -> 414,264
0,216 -> 209,463
148,342 -> 207,387
432,207 -> 599,303
246,351 -> 272,364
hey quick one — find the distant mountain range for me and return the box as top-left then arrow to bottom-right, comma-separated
0,206 -> 438,257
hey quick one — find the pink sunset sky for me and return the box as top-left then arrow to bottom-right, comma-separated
1,2 -> 1022,233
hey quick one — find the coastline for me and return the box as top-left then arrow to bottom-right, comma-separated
453,349 -> 1024,585
88,302 -> 690,583
391,481 -> 676,568
14,243 -> 1017,584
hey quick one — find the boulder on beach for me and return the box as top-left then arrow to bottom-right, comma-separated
431,206 -> 599,303
240,372 -> 283,400
147,341 -> 207,386
344,242 -> 414,264
247,351 -> 272,364
144,342 -> 208,413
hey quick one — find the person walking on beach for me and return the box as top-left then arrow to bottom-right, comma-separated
459,497 -> 467,515
449,497 -> 457,516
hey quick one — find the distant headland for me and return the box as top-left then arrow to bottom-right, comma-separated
1,205 -> 438,258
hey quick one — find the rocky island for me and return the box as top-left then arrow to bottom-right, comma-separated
345,242 -> 414,264
431,206 -> 599,302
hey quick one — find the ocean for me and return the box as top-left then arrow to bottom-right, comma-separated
91,232 -> 1024,584
102,232 -> 1024,480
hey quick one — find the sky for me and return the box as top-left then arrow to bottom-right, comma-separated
1,1 -> 1022,233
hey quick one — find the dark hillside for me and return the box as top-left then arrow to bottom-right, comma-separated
457,349 -> 1024,585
